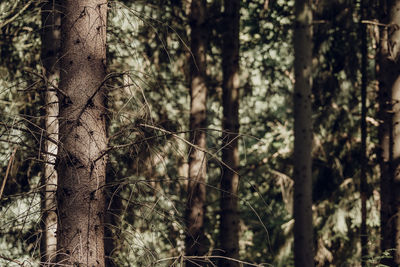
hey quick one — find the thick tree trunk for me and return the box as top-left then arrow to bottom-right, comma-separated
219,0 -> 240,266
378,0 -> 400,265
293,0 -> 314,266
56,1 -> 108,266
185,0 -> 209,266
360,0 -> 368,265
40,1 -> 60,264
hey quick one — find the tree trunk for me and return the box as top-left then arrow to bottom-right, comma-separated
104,169 -> 122,267
377,2 -> 392,262
293,0 -> 314,266
40,1 -> 60,264
185,0 -> 209,266
378,0 -> 400,265
360,0 -> 368,265
56,1 -> 108,266
219,0 -> 240,266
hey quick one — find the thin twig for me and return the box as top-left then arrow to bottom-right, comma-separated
0,147 -> 17,200
154,255 -> 272,266
23,69 -> 68,97
0,0 -> 33,29
138,123 -> 238,174
0,254 -> 24,266
76,72 -> 123,123
361,20 -> 387,27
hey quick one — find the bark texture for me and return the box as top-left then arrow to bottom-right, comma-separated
185,0 -> 209,265
378,0 -> 400,265
219,0 -> 240,266
40,0 -> 60,264
56,1 -> 108,266
293,0 -> 314,266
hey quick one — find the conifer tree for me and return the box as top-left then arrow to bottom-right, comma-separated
220,0 -> 240,266
56,1 -> 108,265
378,0 -> 400,265
40,1 -> 60,264
185,0 -> 209,265
293,0 -> 314,265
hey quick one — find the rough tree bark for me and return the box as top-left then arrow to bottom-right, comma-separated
56,0 -> 108,266
40,0 -> 60,264
219,0 -> 240,266
185,0 -> 209,266
293,0 -> 314,266
378,0 -> 400,265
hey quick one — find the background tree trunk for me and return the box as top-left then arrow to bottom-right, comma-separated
219,0 -> 240,266
185,0 -> 209,266
104,170 -> 122,267
293,0 -> 314,266
378,0 -> 400,265
40,0 -> 60,264
56,1 -> 108,266
360,0 -> 368,265
378,4 -> 392,262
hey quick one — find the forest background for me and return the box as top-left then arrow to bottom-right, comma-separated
0,0 -> 391,266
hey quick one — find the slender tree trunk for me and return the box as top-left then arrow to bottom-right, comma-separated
378,21 -> 394,265
219,0 -> 240,266
293,0 -> 314,266
185,0 -> 209,266
104,170 -> 122,267
378,0 -> 400,265
40,1 -> 60,264
104,78 -> 125,267
56,1 -> 108,266
360,0 -> 368,265
377,3 -> 392,262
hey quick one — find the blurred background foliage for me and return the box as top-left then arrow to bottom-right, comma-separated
0,0 -> 382,266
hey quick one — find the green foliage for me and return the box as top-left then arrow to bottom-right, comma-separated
0,0 -> 384,266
